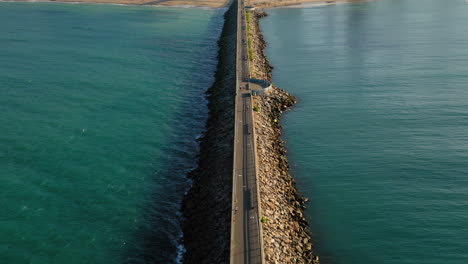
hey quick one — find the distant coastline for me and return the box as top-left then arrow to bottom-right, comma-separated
246,0 -> 368,8
0,0 -> 368,9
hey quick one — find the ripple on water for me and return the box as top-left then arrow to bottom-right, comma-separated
261,1 -> 468,263
0,3 -> 224,264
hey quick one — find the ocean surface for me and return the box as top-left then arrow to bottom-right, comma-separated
0,3 -> 223,263
261,1 -> 468,263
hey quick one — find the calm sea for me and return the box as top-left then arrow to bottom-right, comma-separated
261,1 -> 468,263
0,3 -> 223,263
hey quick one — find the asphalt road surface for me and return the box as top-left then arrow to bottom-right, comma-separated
230,0 -> 264,263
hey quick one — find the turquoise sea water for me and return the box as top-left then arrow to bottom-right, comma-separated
0,3 -> 223,263
261,1 -> 468,263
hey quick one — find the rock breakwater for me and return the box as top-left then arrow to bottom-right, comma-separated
181,3 -> 237,264
248,10 -> 320,264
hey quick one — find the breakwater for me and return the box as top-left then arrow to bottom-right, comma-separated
180,2 -> 320,263
181,2 -> 237,263
248,10 -> 320,264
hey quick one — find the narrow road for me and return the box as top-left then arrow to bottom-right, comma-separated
230,0 -> 264,263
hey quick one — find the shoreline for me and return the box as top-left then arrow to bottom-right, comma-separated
248,10 -> 320,263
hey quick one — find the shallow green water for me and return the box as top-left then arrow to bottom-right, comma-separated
261,1 -> 468,263
0,3 -> 223,263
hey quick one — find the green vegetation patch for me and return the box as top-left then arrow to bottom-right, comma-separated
253,105 -> 259,112
246,11 -> 254,62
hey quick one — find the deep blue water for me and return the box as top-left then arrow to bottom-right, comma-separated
0,3 -> 223,263
261,1 -> 468,263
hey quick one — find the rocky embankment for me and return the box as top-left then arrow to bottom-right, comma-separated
181,3 -> 237,264
248,10 -> 320,264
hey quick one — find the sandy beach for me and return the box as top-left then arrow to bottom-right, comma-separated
0,0 -> 230,8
